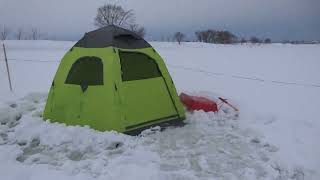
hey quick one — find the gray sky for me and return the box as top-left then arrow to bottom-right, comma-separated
0,0 -> 319,41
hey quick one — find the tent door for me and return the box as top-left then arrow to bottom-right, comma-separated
119,51 -> 178,130
63,56 -> 105,127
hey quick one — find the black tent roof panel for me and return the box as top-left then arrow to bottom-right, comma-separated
74,25 -> 151,49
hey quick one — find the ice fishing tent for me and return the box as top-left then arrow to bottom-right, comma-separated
43,25 -> 185,135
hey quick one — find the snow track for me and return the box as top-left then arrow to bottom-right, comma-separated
0,93 -> 311,180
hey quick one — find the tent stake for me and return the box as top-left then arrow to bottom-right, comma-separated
2,43 -> 13,92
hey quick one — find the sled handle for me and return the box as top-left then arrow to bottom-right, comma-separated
218,97 -> 239,112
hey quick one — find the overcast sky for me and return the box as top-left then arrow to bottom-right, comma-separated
1,0 -> 319,41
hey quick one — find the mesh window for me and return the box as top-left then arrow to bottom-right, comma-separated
119,51 -> 161,81
65,57 -> 103,85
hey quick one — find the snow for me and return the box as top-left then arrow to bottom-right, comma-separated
0,40 -> 319,179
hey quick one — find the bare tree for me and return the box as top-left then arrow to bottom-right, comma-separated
129,24 -> 146,37
31,28 -> 40,40
1,25 -> 10,40
16,28 -> 24,40
94,4 -> 147,37
174,32 -> 185,45
95,4 -> 135,28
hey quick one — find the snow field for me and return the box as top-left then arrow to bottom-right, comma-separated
0,40 -> 319,179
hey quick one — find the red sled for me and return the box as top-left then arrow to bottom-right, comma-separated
179,93 -> 218,112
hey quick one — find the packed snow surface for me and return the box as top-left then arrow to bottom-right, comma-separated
0,40 -> 319,180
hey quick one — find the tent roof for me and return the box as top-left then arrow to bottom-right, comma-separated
74,25 -> 151,49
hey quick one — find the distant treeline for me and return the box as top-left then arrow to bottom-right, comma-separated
172,29 -> 319,45
173,29 -> 272,44
1,25 -> 319,45
0,25 -> 49,40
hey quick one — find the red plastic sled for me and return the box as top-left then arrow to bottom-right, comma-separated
179,93 -> 218,112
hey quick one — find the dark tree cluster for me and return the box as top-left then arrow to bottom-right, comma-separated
264,38 -> 272,43
193,28 -> 274,44
249,36 -> 261,44
246,37 -> 272,44
195,30 -> 237,44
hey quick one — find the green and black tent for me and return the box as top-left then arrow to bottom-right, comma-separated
43,25 -> 185,135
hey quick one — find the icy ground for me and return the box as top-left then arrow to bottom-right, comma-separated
0,41 -> 320,180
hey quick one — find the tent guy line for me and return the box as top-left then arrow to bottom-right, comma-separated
167,63 -> 320,88
2,58 -> 320,89
7,58 -> 60,62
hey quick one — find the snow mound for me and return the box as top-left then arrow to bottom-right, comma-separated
0,93 -> 312,180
